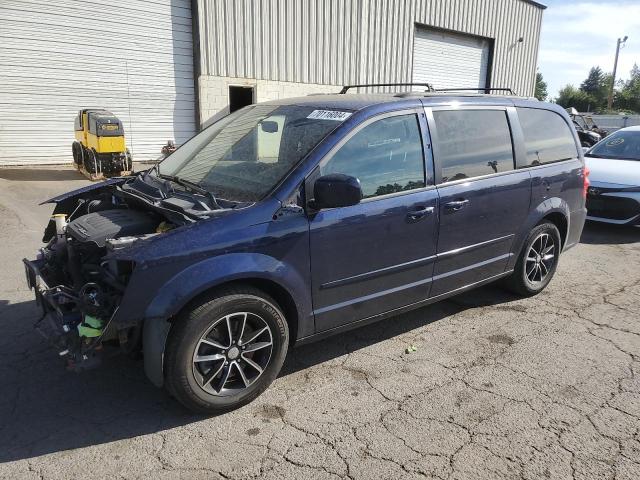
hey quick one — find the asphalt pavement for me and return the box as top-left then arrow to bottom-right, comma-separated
0,167 -> 638,480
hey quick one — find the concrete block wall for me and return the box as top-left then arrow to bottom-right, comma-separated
198,75 -> 342,126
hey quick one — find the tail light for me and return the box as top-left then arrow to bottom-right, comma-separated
582,166 -> 590,198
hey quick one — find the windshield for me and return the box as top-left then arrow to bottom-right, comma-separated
157,104 -> 352,202
587,131 -> 640,161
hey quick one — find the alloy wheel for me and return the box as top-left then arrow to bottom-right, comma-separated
192,312 -> 274,396
525,233 -> 556,284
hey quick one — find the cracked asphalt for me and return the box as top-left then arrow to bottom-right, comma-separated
0,168 -> 639,480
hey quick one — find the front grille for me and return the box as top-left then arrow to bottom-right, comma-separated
586,195 -> 640,220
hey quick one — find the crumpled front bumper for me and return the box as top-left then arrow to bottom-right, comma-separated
23,258 -> 101,368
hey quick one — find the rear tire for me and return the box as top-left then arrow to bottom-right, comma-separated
504,222 -> 561,297
125,149 -> 133,171
164,286 -> 289,414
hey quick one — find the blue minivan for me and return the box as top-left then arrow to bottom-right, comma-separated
24,87 -> 588,412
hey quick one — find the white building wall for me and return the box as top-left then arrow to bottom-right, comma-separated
0,0 -> 197,165
199,76 -> 341,125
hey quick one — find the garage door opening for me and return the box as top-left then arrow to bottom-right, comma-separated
412,27 -> 492,91
229,86 -> 255,113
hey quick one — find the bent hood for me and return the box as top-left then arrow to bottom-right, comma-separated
586,157 -> 640,187
107,197 -> 283,264
41,177 -> 128,205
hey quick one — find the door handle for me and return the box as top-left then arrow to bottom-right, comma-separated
444,199 -> 469,211
406,206 -> 434,222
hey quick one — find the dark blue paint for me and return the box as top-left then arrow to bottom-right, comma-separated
44,94 -> 587,387
41,177 -> 128,205
431,171 -> 532,295
308,188 -> 440,332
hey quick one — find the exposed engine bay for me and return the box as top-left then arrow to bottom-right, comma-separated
23,170 -> 237,370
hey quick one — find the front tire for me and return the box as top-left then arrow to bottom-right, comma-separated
164,286 -> 289,414
505,222 -> 561,297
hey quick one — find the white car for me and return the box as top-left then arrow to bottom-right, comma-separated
585,126 -> 640,226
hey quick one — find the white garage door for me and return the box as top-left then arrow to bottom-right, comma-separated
0,0 -> 197,165
412,28 -> 490,91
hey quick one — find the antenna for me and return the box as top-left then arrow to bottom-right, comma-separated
125,60 -> 134,156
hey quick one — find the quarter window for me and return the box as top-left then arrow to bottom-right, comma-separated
517,108 -> 578,165
321,114 -> 426,199
433,110 -> 514,183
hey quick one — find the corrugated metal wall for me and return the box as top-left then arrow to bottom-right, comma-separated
412,28 -> 491,88
0,0 -> 197,165
197,0 -> 543,96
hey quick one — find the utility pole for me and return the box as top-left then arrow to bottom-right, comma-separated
608,36 -> 628,110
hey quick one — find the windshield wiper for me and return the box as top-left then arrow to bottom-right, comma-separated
159,174 -> 221,209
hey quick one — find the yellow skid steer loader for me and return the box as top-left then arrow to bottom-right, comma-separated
72,109 -> 133,180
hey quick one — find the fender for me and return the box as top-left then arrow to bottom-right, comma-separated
142,252 -> 311,387
507,196 -> 570,270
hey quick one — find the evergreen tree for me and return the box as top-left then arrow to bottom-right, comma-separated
579,67 -> 610,111
580,67 -> 604,94
534,72 -> 548,101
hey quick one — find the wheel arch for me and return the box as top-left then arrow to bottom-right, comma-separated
508,197 -> 571,270
173,278 -> 300,346
541,211 -> 568,249
141,254 -> 309,388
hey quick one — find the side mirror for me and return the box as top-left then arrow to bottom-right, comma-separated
312,174 -> 363,209
260,121 -> 279,133
582,146 -> 590,154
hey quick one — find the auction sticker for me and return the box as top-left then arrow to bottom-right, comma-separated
307,110 -> 352,121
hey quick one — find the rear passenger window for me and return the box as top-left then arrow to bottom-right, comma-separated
433,110 -> 514,183
321,114 -> 425,199
517,108 -> 578,166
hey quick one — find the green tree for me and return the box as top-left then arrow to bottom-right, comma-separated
580,67 -> 604,94
555,85 -> 594,112
534,71 -> 548,101
615,64 -> 640,113
579,66 -> 610,111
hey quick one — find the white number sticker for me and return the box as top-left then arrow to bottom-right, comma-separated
306,110 -> 352,121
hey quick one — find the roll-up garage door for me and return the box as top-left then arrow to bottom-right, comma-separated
0,0 -> 197,165
412,28 -> 491,90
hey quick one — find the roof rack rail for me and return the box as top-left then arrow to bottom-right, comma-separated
433,87 -> 518,95
339,83 -> 434,94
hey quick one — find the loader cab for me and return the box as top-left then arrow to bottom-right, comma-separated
86,111 -> 125,153
74,109 -> 109,145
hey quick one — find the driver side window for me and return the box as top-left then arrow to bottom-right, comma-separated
321,114 -> 426,199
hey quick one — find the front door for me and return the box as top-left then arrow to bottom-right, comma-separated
427,107 -> 532,296
307,110 -> 439,332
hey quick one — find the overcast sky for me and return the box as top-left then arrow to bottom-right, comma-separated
538,0 -> 640,99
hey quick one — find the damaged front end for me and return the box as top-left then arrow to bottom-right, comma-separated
23,172 -> 227,371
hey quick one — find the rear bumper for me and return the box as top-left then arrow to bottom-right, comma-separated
565,207 -> 587,251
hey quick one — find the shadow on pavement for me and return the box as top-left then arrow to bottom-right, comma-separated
0,169 -> 86,182
580,220 -> 640,245
0,284 -> 517,463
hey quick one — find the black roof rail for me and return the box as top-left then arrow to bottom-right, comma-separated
339,83 -> 435,94
433,87 -> 518,95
